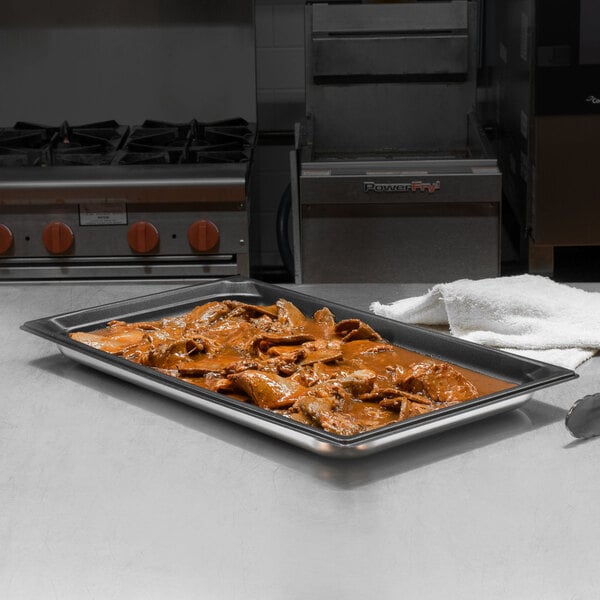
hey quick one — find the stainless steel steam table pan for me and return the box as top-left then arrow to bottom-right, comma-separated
21,278 -> 577,457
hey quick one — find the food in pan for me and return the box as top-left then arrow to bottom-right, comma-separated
69,299 -> 513,436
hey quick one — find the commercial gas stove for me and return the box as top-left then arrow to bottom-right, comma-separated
0,118 -> 256,279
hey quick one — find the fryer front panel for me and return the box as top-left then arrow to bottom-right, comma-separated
296,161 -> 501,283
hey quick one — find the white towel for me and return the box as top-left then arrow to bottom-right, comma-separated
370,274 -> 600,370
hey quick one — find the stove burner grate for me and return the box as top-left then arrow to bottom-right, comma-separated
0,118 -> 254,167
117,150 -> 179,166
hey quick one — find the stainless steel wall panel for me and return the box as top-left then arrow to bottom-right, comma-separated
309,84 -> 476,153
0,0 -> 256,125
305,1 -> 480,155
311,35 -> 469,78
311,2 -> 469,34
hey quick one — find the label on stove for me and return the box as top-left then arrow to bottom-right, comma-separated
79,202 -> 128,226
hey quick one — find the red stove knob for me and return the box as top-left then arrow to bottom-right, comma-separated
128,221 -> 159,253
0,224 -> 14,254
188,220 -> 219,252
42,222 -> 74,254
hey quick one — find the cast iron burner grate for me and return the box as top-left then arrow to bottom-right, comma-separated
50,120 -> 129,166
0,118 -> 253,167
0,122 -> 55,166
120,118 -> 252,165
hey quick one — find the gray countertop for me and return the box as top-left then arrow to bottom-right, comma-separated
2,280 -> 600,599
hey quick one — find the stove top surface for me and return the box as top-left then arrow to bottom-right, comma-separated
0,118 -> 255,169
0,118 -> 256,189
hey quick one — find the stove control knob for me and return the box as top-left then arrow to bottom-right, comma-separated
128,221 -> 159,253
42,222 -> 74,254
0,224 -> 14,254
188,220 -> 219,252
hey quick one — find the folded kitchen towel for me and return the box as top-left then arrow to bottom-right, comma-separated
370,274 -> 600,370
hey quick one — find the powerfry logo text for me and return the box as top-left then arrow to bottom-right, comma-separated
363,180 -> 441,193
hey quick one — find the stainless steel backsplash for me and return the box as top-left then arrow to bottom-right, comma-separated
0,0 -> 256,124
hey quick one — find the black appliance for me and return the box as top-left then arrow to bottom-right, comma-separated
481,0 -> 600,274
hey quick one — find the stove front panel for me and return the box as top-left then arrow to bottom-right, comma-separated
0,204 -> 249,278
0,184 -> 250,278
0,204 -> 246,257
